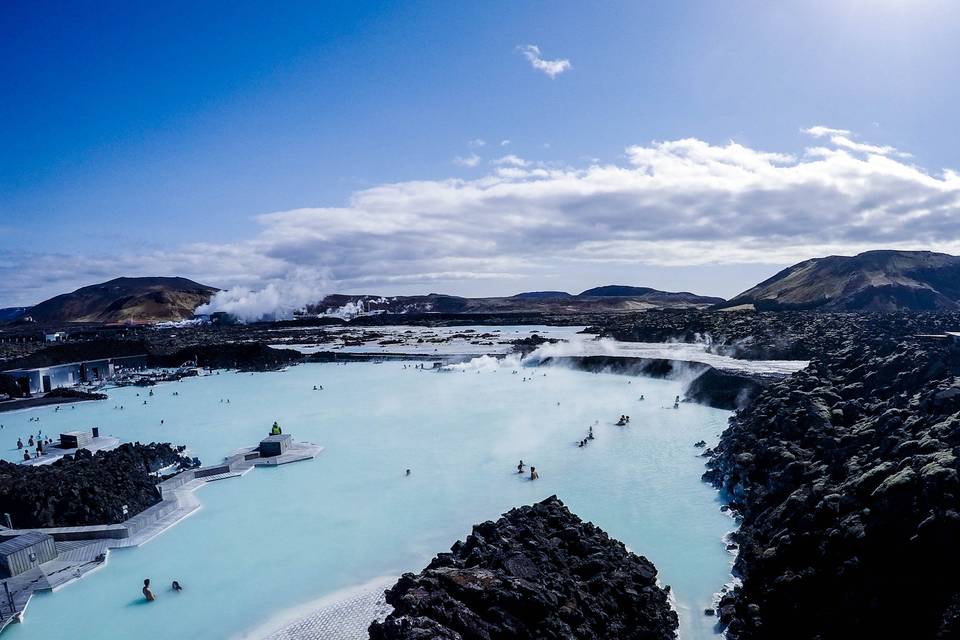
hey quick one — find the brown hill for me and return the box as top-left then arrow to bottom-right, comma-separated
25,277 -> 218,324
719,250 -> 960,311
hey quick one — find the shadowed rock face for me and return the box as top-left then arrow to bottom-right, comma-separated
369,496 -> 678,640
704,338 -> 960,639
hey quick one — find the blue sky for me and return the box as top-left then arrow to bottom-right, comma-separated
3,0 -> 960,308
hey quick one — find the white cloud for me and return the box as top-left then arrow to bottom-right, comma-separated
468,138 -> 486,148
804,125 -> 910,158
453,153 -> 481,167
5,127 -> 960,307
518,44 -> 571,78
500,139 -> 511,146
492,154 -> 530,167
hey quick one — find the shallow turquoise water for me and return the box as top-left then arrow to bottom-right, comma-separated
2,360 -> 731,639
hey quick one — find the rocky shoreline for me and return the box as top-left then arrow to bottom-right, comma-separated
369,496 -> 678,640
0,387 -> 107,413
534,355 -> 769,410
703,336 -> 960,639
589,310 -> 960,360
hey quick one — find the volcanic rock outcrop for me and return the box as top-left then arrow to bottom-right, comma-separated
591,309 -> 960,360
704,336 -> 960,639
369,496 -> 678,640
0,442 -> 196,528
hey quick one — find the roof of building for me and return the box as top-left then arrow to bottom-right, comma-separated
0,532 -> 54,556
1,353 -> 148,374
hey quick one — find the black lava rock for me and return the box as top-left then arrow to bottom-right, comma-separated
369,496 -> 678,640
704,336 -> 960,639
0,442 -> 196,528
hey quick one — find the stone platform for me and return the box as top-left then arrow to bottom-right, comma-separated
19,436 -> 121,466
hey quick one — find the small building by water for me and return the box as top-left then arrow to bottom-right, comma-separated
0,533 -> 58,578
260,434 -> 292,457
60,429 -> 95,449
1,354 -> 148,395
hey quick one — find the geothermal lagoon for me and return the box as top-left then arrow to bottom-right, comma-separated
2,355 -> 740,640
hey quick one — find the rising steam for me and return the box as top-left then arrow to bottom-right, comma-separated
195,273 -> 327,322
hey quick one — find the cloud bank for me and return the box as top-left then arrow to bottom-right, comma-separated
3,127 -> 960,307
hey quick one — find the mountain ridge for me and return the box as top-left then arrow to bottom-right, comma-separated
719,250 -> 960,311
23,277 -> 219,324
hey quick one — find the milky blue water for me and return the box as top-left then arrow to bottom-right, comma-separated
1,359 -> 732,640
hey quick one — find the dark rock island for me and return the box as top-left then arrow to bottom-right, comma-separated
369,496 -> 678,640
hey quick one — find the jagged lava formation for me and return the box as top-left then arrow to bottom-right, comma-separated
704,337 -> 960,639
369,496 -> 678,640
0,442 -> 196,528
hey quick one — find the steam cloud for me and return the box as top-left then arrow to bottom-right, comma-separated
195,272 -> 327,322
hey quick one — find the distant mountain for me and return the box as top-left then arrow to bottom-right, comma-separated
720,250 -> 960,311
577,285 -> 724,306
511,291 -> 573,299
308,286 -> 723,318
579,285 -> 658,297
25,277 -> 218,324
0,307 -> 27,322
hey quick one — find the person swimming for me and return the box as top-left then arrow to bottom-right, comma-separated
529,466 -> 539,480
517,460 -> 525,473
405,469 -> 411,476
143,579 -> 156,601
172,580 -> 183,592
616,415 -> 626,426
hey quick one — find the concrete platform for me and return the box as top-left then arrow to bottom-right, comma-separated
19,436 -> 121,466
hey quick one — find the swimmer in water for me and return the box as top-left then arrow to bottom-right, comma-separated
517,460 -> 525,473
530,466 -> 539,480
143,579 -> 156,601
405,469 -> 411,476
172,580 -> 183,592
